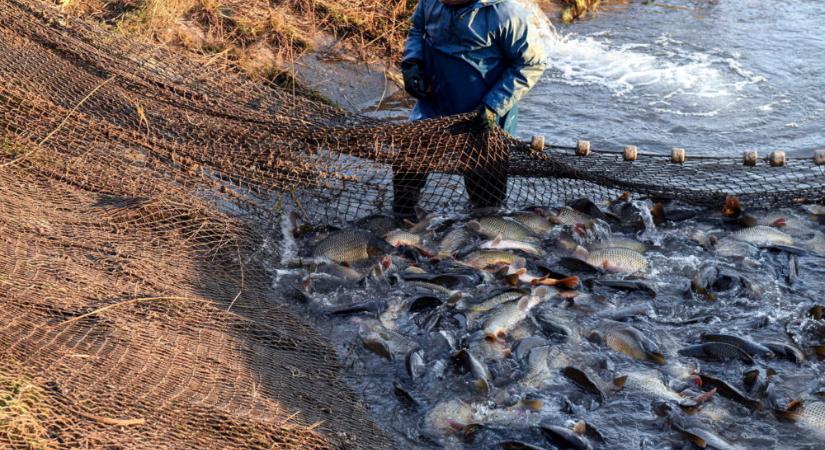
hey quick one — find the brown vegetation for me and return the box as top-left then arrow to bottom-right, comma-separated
57,0 -> 416,82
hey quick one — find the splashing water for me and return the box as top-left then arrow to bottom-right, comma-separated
632,200 -> 661,246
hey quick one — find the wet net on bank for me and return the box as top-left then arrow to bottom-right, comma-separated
1,0 -> 824,448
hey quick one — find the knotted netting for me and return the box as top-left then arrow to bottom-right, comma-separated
1,0 -> 824,448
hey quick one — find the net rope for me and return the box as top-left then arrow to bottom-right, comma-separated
1,0 -> 823,448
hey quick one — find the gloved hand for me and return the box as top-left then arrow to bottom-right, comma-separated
475,104 -> 499,131
401,59 -> 428,99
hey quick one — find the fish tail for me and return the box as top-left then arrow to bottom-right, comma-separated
774,409 -> 800,422
647,352 -> 667,365
503,273 -> 521,287
559,276 -> 580,289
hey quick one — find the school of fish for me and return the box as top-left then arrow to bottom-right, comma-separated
274,194 -> 825,449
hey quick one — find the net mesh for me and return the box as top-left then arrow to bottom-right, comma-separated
1,0 -> 823,448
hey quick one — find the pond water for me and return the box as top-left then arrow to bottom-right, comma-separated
520,0 -> 825,158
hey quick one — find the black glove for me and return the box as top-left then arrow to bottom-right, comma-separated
401,59 -> 428,99
475,104 -> 499,131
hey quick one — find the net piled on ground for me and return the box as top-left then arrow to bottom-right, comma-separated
1,0 -> 823,448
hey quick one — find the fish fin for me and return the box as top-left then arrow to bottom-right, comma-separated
503,273 -> 521,287
573,420 -> 587,435
813,345 -> 825,357
651,202 -> 666,223
466,220 -> 481,233
723,195 -> 741,217
766,367 -> 777,377
647,352 -> 667,365
559,276 -> 580,289
519,399 -> 544,412
518,296 -> 530,310
512,256 -> 527,270
612,375 -> 628,390
573,245 -> 590,260
447,291 -> 463,304
771,218 -> 787,228
775,400 -> 802,422
492,234 -> 503,246
685,433 -> 707,449
414,206 -> 428,221
473,378 -> 490,394
787,399 -> 803,412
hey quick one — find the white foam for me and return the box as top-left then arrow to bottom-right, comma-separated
541,27 -> 763,102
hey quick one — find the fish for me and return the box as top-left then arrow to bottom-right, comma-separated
514,336 -> 549,361
467,217 -> 540,243
355,214 -> 398,236
358,321 -> 417,360
548,206 -> 594,228
502,258 -> 580,289
482,287 -> 551,340
678,342 -> 754,364
531,309 -> 574,340
438,227 -> 475,257
481,235 -> 542,255
465,289 -> 527,315
742,368 -> 775,396
383,229 -> 422,247
539,424 -> 593,450
453,349 -> 492,393
700,334 -> 775,358
313,229 -> 391,263
405,207 -> 439,233
588,237 -> 647,253
406,350 -> 426,380
327,300 -> 386,316
698,373 -> 761,410
730,225 -> 794,247
463,250 -> 519,269
511,210 -> 554,235
775,400 -> 825,437
560,366 -> 626,402
803,204 -> 825,216
312,262 -> 364,282
761,341 -> 805,364
592,320 -> 666,365
711,237 -> 759,259
623,370 -> 713,409
570,246 -> 648,274
656,402 -> 743,450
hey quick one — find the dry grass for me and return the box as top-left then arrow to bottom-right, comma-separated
0,370 -> 54,450
56,0 -> 415,81
560,0 -> 602,23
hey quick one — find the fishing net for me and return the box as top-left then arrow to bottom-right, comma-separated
1,0 -> 823,448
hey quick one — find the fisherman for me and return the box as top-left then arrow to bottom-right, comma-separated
395,0 -> 547,219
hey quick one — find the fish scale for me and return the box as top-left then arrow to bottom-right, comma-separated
470,216 -> 539,242
583,247 -> 647,273
731,225 -> 794,246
